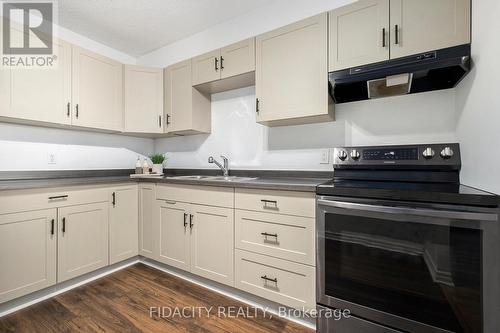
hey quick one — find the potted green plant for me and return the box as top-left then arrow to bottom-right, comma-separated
149,153 -> 166,174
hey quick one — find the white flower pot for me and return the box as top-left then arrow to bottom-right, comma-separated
152,164 -> 163,174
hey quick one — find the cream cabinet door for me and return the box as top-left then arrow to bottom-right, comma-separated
139,184 -> 155,259
165,61 -> 211,134
190,204 -> 234,286
0,209 -> 57,304
72,46 -> 123,131
192,49 -> 221,85
57,202 -> 109,282
256,13 -> 331,125
0,68 -> 10,116
220,38 -> 255,79
8,38 -> 72,125
155,200 -> 191,271
109,186 -> 138,265
329,0 -> 390,71
124,65 -> 163,134
390,0 -> 471,59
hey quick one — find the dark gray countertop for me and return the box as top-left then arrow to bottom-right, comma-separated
0,169 -> 331,192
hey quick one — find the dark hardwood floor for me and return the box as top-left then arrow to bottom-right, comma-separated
0,263 -> 314,333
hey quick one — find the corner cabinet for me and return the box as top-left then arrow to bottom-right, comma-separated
71,46 -> 123,132
0,209 -> 57,304
256,13 -> 333,126
124,65 -> 164,134
109,185 -> 138,265
57,202 -> 109,282
164,60 -> 211,135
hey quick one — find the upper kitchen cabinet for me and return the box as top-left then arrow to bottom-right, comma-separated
192,38 -> 256,94
329,0 -> 471,71
124,65 -> 164,134
390,0 -> 471,59
0,32 -> 72,126
329,0 -> 390,71
256,13 -> 333,126
71,46 -> 123,132
164,60 -> 211,135
192,49 -> 221,86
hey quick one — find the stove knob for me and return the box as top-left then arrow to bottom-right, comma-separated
337,150 -> 348,161
422,147 -> 435,159
350,149 -> 361,161
440,147 -> 454,160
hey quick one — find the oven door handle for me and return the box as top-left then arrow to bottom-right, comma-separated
317,199 -> 498,222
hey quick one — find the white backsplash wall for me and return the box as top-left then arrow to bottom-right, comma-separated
0,123 -> 154,171
155,87 -> 457,171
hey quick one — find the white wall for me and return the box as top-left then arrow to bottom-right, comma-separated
456,0 -> 500,194
138,0 -> 354,67
155,87 -> 457,171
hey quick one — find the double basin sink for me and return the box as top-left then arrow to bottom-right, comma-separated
166,175 -> 257,183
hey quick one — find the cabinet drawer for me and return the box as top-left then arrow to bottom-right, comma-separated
235,249 -> 315,310
0,185 -> 110,215
156,184 -> 234,208
235,210 -> 315,265
235,188 -> 314,217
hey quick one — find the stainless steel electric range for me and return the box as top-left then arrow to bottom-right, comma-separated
316,143 -> 500,333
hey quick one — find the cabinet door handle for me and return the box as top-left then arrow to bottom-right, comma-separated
159,115 -> 162,128
382,28 -> 386,48
189,214 -> 194,229
75,104 -> 79,118
214,57 -> 219,71
66,102 -> 70,117
261,275 -> 278,284
261,232 -> 278,239
256,98 -> 260,113
112,192 -> 116,207
395,25 -> 400,45
220,56 -> 224,70
183,213 -> 188,228
166,114 -> 171,125
62,217 -> 66,233
51,219 -> 55,235
48,195 -> 68,200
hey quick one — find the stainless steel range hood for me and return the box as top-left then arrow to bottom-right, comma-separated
328,44 -> 471,104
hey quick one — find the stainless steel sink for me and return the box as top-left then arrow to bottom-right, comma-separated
167,175 -> 256,182
205,176 -> 256,182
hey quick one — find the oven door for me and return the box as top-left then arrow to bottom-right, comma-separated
317,196 -> 499,333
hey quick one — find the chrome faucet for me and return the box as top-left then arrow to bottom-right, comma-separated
208,155 -> 229,176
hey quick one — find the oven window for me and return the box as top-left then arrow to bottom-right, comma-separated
324,213 -> 482,333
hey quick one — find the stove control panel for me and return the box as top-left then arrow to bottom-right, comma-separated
334,143 -> 460,168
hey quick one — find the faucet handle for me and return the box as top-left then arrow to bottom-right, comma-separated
220,155 -> 228,161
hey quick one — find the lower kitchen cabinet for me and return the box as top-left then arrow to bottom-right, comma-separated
155,197 -> 235,287
0,209 -> 57,304
109,186 -> 138,265
57,202 -> 109,282
190,204 -> 234,286
139,184 -> 155,259
156,200 -> 191,271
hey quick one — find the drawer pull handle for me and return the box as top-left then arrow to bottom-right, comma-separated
261,232 -> 278,239
261,199 -> 278,208
48,195 -> 68,200
261,275 -> 278,284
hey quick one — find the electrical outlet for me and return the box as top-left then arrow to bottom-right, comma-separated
320,149 -> 330,164
47,152 -> 57,165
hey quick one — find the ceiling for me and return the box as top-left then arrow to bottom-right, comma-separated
58,0 -> 275,57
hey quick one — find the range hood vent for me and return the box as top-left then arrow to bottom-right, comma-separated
329,44 -> 471,104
